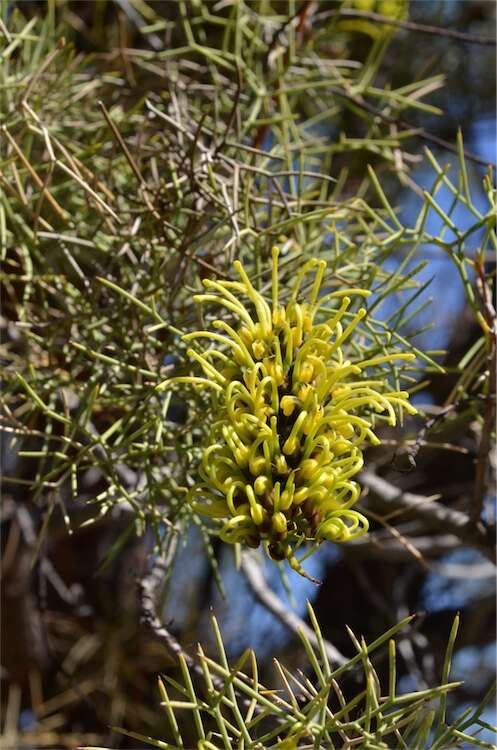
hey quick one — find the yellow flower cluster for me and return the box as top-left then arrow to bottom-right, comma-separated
159,249 -> 416,580
339,0 -> 408,38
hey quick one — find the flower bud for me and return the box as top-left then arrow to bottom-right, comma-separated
293,487 -> 309,505
280,395 -> 298,417
275,455 -> 289,474
299,459 -> 319,480
272,512 -> 287,534
252,340 -> 266,359
254,475 -> 271,495
299,361 -> 314,383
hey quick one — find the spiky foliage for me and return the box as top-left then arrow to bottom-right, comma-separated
0,0 -> 445,557
1,0 -> 494,572
160,249 -> 416,578
1,2 -> 495,746
83,607 -> 496,750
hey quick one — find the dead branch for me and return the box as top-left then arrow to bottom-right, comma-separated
360,471 -> 496,563
240,552 -> 347,665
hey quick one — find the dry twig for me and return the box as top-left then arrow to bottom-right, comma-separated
360,471 -> 496,563
241,552 -> 347,665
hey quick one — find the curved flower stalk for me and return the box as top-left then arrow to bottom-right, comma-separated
158,248 -> 417,581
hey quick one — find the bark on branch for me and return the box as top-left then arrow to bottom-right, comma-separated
241,552 -> 347,665
360,471 -> 496,563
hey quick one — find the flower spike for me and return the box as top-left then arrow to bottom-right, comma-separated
160,251 -> 417,580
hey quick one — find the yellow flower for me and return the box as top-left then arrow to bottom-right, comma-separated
158,248 -> 416,581
339,0 -> 408,38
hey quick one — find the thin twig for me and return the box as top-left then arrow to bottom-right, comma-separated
394,395 -> 486,472
240,552 -> 347,665
266,1 -> 317,62
139,538 -> 283,720
214,63 -> 242,157
139,535 -> 202,668
318,8 -> 496,46
1,126 -> 69,221
114,0 -> 163,50
99,100 -> 160,220
326,87 -> 494,169
348,531 -> 461,561
365,507 -> 429,570
360,471 -> 496,563
471,261 -> 497,524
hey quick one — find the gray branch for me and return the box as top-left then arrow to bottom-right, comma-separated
241,552 -> 347,666
347,531 -> 461,561
139,535 -> 282,720
138,532 -> 200,669
359,471 -> 496,563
